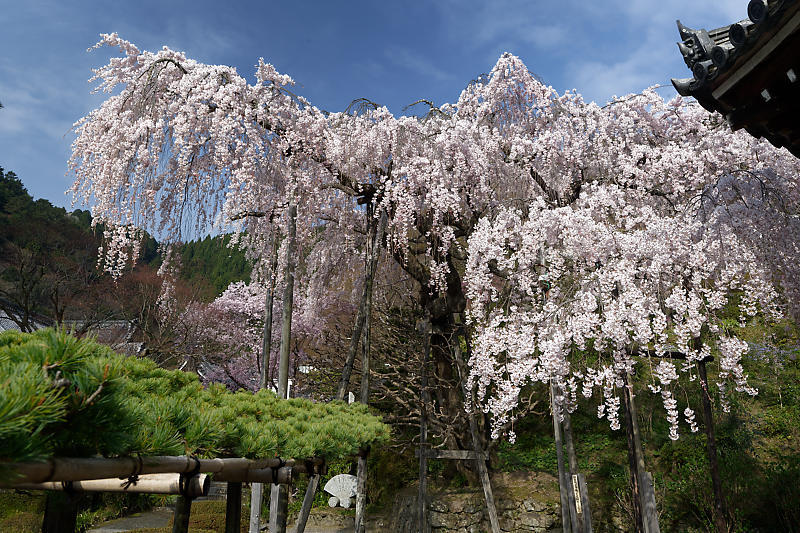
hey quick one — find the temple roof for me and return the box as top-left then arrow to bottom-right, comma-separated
672,0 -> 800,157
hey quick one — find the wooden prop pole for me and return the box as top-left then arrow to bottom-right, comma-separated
418,315 -> 431,533
622,372 -> 660,533
225,482 -> 243,533
697,358 -> 729,533
563,404 -> 593,532
42,490 -> 79,533
268,483 -> 288,533
294,473 -> 320,533
453,332 -> 500,533
172,494 -> 192,533
551,384 -> 573,533
252,230 -> 278,533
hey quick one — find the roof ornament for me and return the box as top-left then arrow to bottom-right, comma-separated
747,0 -> 769,23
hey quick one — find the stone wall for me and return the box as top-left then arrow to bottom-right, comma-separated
388,471 -> 563,532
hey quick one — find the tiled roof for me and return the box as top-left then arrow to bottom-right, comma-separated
672,0 -> 800,157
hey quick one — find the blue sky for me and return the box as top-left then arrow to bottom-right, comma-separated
0,0 -> 745,209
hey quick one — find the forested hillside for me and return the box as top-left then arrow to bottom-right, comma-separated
0,167 -> 101,330
177,235 -> 251,299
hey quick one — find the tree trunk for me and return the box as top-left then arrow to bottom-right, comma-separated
250,233 -> 278,533
697,359 -> 729,533
336,210 -> 387,401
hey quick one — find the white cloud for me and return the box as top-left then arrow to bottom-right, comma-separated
386,47 -> 453,82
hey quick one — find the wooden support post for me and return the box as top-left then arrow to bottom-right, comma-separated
355,453 -> 368,533
355,206 -> 379,533
251,230 -> 278,533
561,409 -> 583,533
622,378 -> 643,533
563,410 -> 592,533
418,315 -> 431,533
249,482 -> 265,533
336,210 -> 387,401
294,474 -> 320,533
622,372 -> 660,533
269,204 -> 295,533
172,494 -> 192,533
454,331 -> 500,533
225,482 -> 242,533
268,483 -> 288,533
640,471 -> 658,533
277,203 -> 296,400
576,473 -> 593,533
697,358 -> 729,533
42,490 -> 79,533
551,384 -> 572,533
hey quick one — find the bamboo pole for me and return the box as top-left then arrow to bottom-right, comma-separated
1,456 -> 315,486
18,473 -> 208,497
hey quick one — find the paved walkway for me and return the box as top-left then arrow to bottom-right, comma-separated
86,507 -> 172,532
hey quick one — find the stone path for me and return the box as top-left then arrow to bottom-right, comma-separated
86,507 -> 172,532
